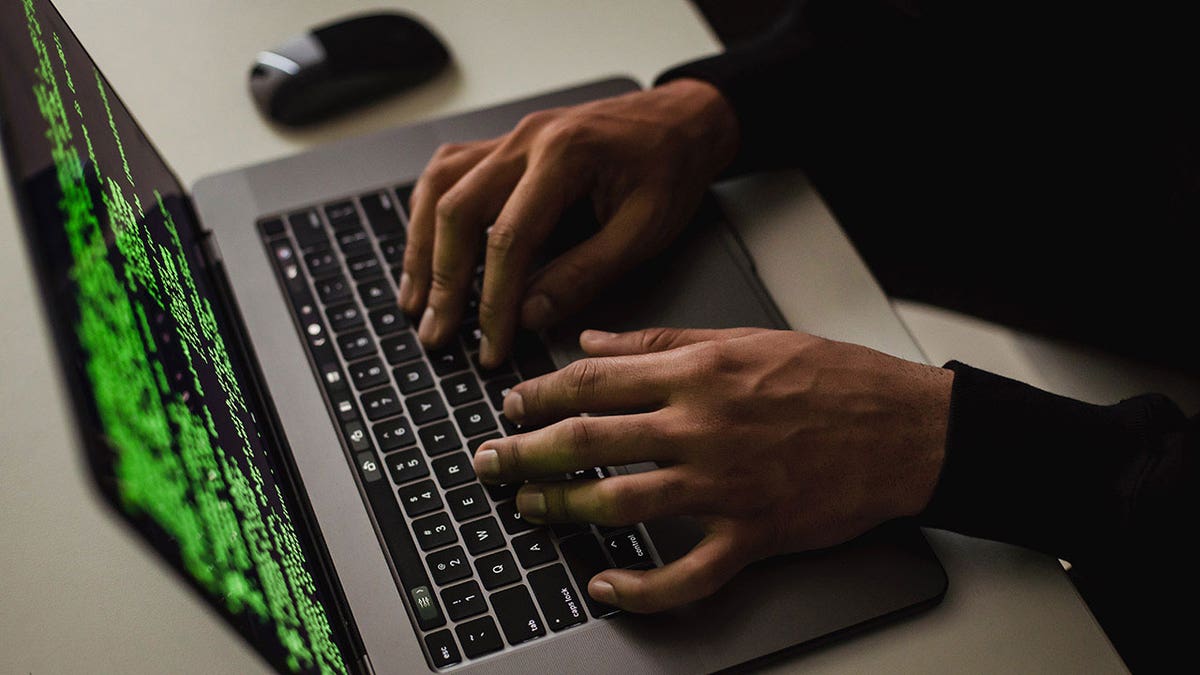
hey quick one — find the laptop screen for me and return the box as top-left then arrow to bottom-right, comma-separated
0,1 -> 354,672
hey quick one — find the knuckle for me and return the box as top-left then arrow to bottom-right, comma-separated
428,267 -> 463,297
514,109 -> 557,135
640,327 -> 678,353
434,193 -> 466,230
539,118 -> 589,155
564,359 -> 602,401
485,224 -> 519,258
564,417 -> 594,457
595,479 -> 634,523
476,297 -> 507,329
432,141 -> 467,160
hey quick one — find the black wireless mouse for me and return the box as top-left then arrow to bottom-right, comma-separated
250,12 -> 450,126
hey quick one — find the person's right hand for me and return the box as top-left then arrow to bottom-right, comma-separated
398,78 -> 740,368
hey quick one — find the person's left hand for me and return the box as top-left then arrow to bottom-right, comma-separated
471,327 -> 953,613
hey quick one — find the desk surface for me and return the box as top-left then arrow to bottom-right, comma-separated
1,2 -> 1131,673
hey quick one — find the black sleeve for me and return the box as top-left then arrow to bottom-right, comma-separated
654,0 -> 936,176
922,362 -> 1198,672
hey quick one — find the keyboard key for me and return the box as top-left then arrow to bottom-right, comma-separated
329,393 -> 357,422
460,320 -> 483,352
551,521 -> 590,539
358,278 -> 395,308
361,190 -> 405,237
427,343 -> 468,376
397,479 -> 442,517
369,306 -> 407,336
373,416 -> 416,451
361,386 -> 403,421
346,252 -> 383,280
424,629 -> 461,669
395,361 -> 434,394
341,419 -> 372,453
441,580 -> 487,622
490,585 -> 546,645
527,564 -> 588,632
432,452 -> 476,489
394,184 -> 415,218
323,201 -> 360,230
385,448 -> 427,484
455,402 -> 497,437
559,535 -> 618,618
337,330 -> 376,361
258,216 -> 285,238
419,420 -> 461,456
468,433 -> 501,454
316,275 -> 352,304
380,333 -> 421,365
513,529 -> 558,569
604,529 -> 653,568
325,303 -> 364,332
348,357 -> 388,390
304,249 -> 339,278
461,516 -> 504,555
485,482 -> 520,503
455,616 -> 503,660
485,375 -> 520,411
446,484 -> 490,522
336,227 -> 373,256
413,512 -> 458,551
427,546 -> 472,586
407,390 -> 447,425
356,451 -> 384,484
495,499 -> 536,535
378,237 -> 404,264
440,372 -> 482,407
288,210 -> 328,250
475,550 -> 521,590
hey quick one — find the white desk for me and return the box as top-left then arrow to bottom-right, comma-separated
1,1 -> 1140,672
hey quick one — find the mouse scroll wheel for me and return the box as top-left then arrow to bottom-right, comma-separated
254,51 -> 303,76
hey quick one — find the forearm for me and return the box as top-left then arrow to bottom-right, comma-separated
920,362 -> 1198,567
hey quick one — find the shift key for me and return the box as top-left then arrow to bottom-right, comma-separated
527,564 -> 588,631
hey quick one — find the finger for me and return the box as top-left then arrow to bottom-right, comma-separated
401,141 -> 498,316
506,353 -> 673,426
477,160 -> 588,368
588,530 -> 747,613
579,326 -> 773,357
473,412 -> 674,484
519,196 -> 657,331
419,154 -> 526,347
514,468 -> 698,527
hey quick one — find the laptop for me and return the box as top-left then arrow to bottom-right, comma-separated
0,1 -> 946,672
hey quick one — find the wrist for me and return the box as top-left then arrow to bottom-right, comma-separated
655,78 -> 740,177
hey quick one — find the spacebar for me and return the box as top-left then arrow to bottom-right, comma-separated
362,478 -> 446,631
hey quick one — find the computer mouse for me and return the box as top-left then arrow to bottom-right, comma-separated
250,12 -> 450,126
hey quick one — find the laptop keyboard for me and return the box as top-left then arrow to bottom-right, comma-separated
257,185 -> 659,670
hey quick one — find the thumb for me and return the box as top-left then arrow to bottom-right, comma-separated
580,326 -> 771,356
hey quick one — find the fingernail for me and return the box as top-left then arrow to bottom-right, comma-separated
580,329 -> 617,341
521,293 -> 554,329
517,488 -> 546,519
398,272 -> 413,307
589,579 -> 616,604
418,306 -> 436,343
479,334 -> 495,366
504,390 -> 525,422
474,448 -> 500,480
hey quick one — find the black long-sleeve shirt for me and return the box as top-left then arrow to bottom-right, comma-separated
656,2 -> 1199,671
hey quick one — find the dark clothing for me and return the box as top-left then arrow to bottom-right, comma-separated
657,2 -> 1199,671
